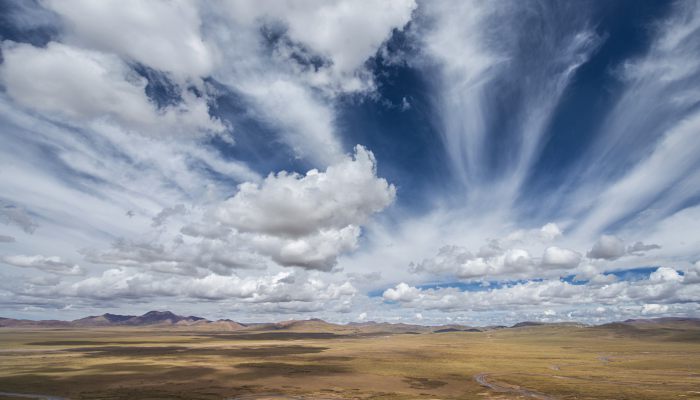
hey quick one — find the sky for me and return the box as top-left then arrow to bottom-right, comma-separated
1,0 -> 699,326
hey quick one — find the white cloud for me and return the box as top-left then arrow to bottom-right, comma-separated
84,145 -> 396,273
0,41 -> 223,137
0,94 -> 259,282
0,1 -> 698,325
203,0 -> 416,164
383,266 -> 700,313
216,145 -> 395,237
249,226 -> 360,271
219,0 -> 416,93
504,222 -> 564,244
2,254 -> 85,275
565,2 -> 700,238
572,265 -> 617,286
25,0 -> 414,167
587,235 -> 626,260
43,0 -> 217,81
648,267 -> 683,284
641,304 -> 669,315
13,267 -> 356,308
232,79 -> 344,164
541,246 -> 581,268
683,262 -> 700,284
539,223 -> 563,241
383,282 -> 420,302
411,246 -> 535,280
420,0 -> 600,199
409,224 -> 582,281
83,236 -> 266,276
209,145 -> 396,270
575,111 -> 700,237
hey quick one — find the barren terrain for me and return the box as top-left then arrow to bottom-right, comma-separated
1,317 -> 699,399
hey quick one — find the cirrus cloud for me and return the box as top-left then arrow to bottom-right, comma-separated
2,254 -> 85,275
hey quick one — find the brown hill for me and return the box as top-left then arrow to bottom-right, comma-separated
0,317 -> 70,328
3,313 -> 697,334
0,311 -> 247,330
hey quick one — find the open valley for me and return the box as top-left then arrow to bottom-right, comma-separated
1,315 -> 699,399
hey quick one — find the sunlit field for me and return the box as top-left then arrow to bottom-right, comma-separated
1,321 -> 699,400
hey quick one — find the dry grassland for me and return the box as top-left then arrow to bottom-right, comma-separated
0,323 -> 699,399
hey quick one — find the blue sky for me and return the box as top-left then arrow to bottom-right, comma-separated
0,0 -> 699,325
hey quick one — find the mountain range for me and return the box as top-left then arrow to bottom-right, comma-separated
0,310 -> 245,330
2,311 -> 699,333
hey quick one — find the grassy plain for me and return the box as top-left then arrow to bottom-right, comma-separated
0,322 -> 699,399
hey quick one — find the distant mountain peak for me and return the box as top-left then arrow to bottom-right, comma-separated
102,313 -> 134,323
511,321 -> 545,328
142,310 -> 177,317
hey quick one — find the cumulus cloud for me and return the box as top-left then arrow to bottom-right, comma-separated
411,245 -> 534,280
87,145 -> 396,273
13,0 -> 416,168
587,235 -> 626,260
641,303 -> 669,315
0,41 -> 223,137
683,262 -> 700,284
539,223 -> 564,241
572,264 -> 617,286
249,226 -> 360,271
83,236 -> 266,276
504,223 -> 564,244
216,145 -> 395,237
2,255 -> 85,275
541,246 -> 581,268
384,266 -> 700,313
212,145 -> 395,270
14,267 -> 356,308
586,237 -> 661,260
43,0 -> 218,81
648,266 -> 683,284
383,282 -> 420,302
410,223 -> 581,280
